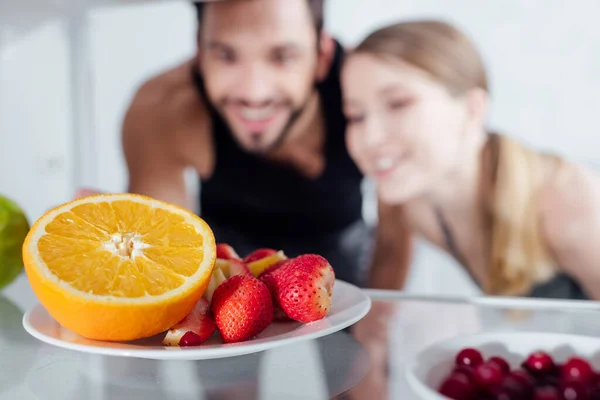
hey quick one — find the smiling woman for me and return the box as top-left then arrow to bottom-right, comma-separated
341,20 -> 600,300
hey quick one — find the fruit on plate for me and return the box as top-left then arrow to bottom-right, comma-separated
216,243 -> 241,260
0,194 -> 30,291
203,267 -> 227,303
22,193 -> 217,342
244,248 -> 277,264
261,254 -> 335,323
258,259 -> 292,322
215,258 -> 252,278
203,245 -> 252,302
162,298 -> 216,346
211,275 -> 274,343
437,347 -> 600,400
245,248 -> 288,277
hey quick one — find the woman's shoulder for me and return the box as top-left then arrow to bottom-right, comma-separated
538,161 -> 600,246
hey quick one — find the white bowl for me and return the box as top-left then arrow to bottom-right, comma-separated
405,331 -> 600,399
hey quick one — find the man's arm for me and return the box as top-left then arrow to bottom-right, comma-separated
367,200 -> 413,290
121,93 -> 192,210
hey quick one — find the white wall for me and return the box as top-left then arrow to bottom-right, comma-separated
3,0 -> 600,295
0,15 -> 73,222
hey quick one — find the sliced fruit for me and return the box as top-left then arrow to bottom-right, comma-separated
22,193 -> 216,341
162,298 -> 216,346
271,254 -> 335,323
203,267 -> 227,303
204,258 -> 251,303
244,248 -> 277,264
215,258 -> 251,277
216,243 -> 241,260
247,250 -> 287,277
211,275 -> 274,343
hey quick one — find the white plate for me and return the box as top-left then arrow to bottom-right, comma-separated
22,280 -> 371,360
406,331 -> 600,399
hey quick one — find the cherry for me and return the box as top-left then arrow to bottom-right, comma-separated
493,373 -> 534,400
438,371 -> 476,400
490,382 -> 527,400
489,357 -> 511,375
453,365 -> 475,380
560,381 -> 589,400
523,352 -> 555,377
179,331 -> 204,347
474,362 -> 504,390
589,382 -> 600,400
534,386 -> 561,400
509,370 -> 536,390
562,357 -> 594,384
456,348 -> 484,368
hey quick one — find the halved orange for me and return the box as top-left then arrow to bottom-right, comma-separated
22,193 -> 216,342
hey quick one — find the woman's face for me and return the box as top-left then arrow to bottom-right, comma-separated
342,53 -> 478,204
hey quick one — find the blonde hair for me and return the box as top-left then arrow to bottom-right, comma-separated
354,20 -> 560,296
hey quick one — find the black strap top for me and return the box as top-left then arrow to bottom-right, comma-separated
192,41 -> 364,240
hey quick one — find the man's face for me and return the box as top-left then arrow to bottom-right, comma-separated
199,0 -> 320,153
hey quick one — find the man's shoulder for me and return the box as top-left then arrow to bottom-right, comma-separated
124,59 -> 206,134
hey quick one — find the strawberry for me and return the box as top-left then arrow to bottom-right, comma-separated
244,248 -> 277,264
162,298 -> 216,346
216,243 -> 241,260
211,275 -> 274,343
270,254 -> 335,323
259,259 -> 293,322
258,259 -> 291,291
204,259 -> 252,303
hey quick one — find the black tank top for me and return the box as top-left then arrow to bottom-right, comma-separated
192,41 -> 364,242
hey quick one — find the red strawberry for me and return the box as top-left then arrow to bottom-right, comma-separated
259,259 -> 293,322
162,298 -> 216,346
216,243 -> 241,260
271,254 -> 335,323
244,248 -> 277,264
211,275 -> 274,343
258,259 -> 291,290
204,259 -> 252,303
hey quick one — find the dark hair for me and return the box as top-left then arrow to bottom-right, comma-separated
192,0 -> 324,34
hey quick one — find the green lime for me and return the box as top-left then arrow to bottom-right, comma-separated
0,195 -> 30,291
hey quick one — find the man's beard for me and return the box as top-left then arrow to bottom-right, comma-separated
212,87 -> 317,154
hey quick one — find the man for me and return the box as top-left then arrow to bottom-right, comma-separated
81,0 -> 410,289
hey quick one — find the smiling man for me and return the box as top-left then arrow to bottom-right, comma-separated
108,0 -> 410,289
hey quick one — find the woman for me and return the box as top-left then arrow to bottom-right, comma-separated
342,20 -> 600,300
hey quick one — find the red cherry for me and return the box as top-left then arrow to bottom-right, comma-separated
456,348 -> 484,368
560,380 -> 589,400
488,357 -> 511,375
509,370 -> 536,389
523,352 -> 555,377
453,365 -> 475,380
438,371 -> 476,400
474,362 -> 504,390
562,357 -> 593,384
492,373 -> 534,400
534,386 -> 561,400
589,382 -> 600,400
179,331 -> 204,347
